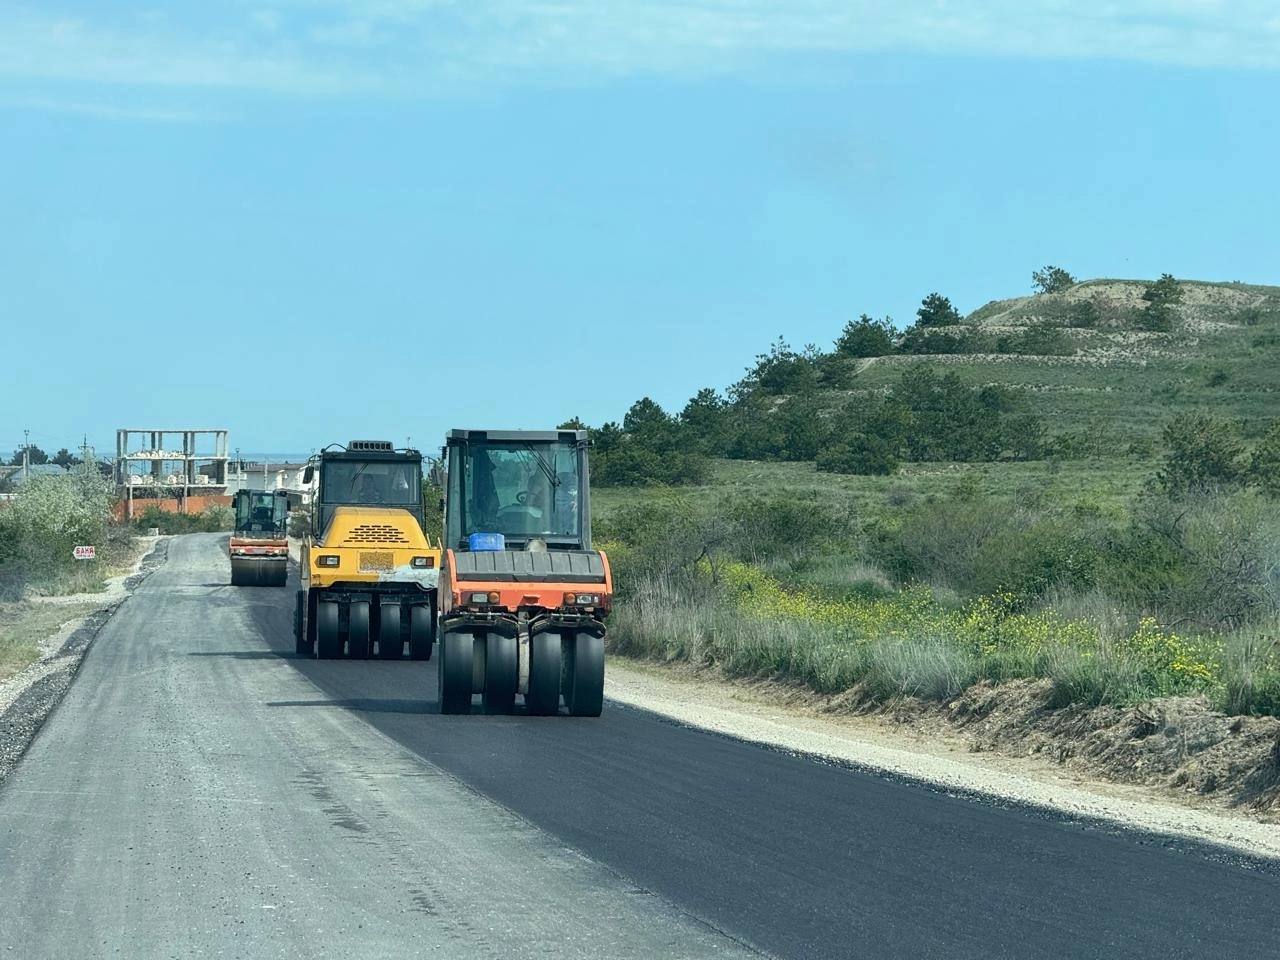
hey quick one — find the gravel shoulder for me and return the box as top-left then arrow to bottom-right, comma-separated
605,658 -> 1280,861
0,538 -> 168,784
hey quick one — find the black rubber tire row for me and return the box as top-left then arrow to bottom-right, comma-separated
295,590 -> 434,661
438,630 -> 604,717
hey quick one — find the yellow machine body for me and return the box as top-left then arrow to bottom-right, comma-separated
302,506 -> 442,591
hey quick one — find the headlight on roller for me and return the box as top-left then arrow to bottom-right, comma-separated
411,556 -> 435,569
566,593 -> 599,606
317,555 -> 340,568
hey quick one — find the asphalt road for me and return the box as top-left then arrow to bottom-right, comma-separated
2,534 -> 1278,959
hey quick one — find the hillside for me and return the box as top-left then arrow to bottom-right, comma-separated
588,276 -> 1280,520
844,278 -> 1280,446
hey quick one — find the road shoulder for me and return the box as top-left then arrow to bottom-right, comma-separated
0,538 -> 168,784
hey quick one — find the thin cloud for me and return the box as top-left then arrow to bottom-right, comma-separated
1,0 -> 1277,112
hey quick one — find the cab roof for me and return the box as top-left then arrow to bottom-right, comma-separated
445,429 -> 587,444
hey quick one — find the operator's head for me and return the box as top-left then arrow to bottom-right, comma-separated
357,473 -> 383,500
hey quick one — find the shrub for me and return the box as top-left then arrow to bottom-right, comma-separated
816,434 -> 899,475
1156,413 -> 1245,496
1219,628 -> 1280,717
897,325 -> 971,354
1249,421 -> 1280,499
1065,299 -> 1100,328
994,322 -> 1076,357
0,468 -> 119,597
1108,491 -> 1280,629
594,443 -> 710,486
134,504 -> 232,534
1135,303 -> 1174,332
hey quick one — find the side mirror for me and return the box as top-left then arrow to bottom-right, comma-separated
302,466 -> 313,484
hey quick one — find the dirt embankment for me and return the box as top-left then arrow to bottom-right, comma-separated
868,678 -> 1280,817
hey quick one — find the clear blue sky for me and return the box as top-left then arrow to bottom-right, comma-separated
2,2 -> 1278,455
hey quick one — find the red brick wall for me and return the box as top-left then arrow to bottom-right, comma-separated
114,494 -> 232,522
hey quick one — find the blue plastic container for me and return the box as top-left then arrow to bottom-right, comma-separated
468,532 -> 506,552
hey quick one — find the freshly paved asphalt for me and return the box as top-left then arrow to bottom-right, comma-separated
2,534 -> 1278,959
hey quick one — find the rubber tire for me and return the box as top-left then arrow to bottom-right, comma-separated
525,633 -> 562,716
482,633 -> 518,714
378,604 -> 402,659
347,601 -> 371,659
438,631 -> 474,714
294,590 -> 313,657
564,632 -> 605,717
408,601 -> 435,661
316,601 -> 343,659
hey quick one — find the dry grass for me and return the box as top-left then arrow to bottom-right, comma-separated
0,601 -> 101,683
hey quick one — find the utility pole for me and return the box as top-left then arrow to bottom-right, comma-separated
22,428 -> 29,483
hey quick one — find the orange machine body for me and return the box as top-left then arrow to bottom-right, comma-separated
439,549 -> 613,619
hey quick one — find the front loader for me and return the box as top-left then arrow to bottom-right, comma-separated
229,489 -> 290,587
294,442 -> 442,659
437,429 -> 610,716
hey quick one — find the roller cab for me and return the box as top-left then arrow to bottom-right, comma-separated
294,442 -> 442,660
438,429 -> 609,716
229,490 -> 290,587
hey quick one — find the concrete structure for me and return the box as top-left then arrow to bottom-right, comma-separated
116,428 -> 229,519
219,460 -> 314,507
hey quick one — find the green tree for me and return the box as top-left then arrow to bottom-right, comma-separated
622,397 -> 672,436
591,422 -> 624,456
916,293 -> 962,328
1157,413 -> 1245,496
52,448 -> 82,471
1249,421 -> 1280,499
1031,265 -> 1076,295
1138,273 -> 1183,332
680,388 -> 730,454
9,445 -> 48,466
834,314 -> 896,357
734,338 -> 821,398
557,417 -> 588,430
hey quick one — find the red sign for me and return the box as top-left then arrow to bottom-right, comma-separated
73,545 -> 96,561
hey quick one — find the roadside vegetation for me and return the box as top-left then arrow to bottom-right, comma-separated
589,274 -> 1280,719
0,461 -> 131,599
0,461 -> 144,683
132,503 -> 232,535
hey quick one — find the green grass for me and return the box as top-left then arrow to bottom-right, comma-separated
594,455 -> 1149,525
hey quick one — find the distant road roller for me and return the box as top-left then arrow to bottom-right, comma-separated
228,489 -> 290,587
294,441 -> 442,659
437,429 -> 610,716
